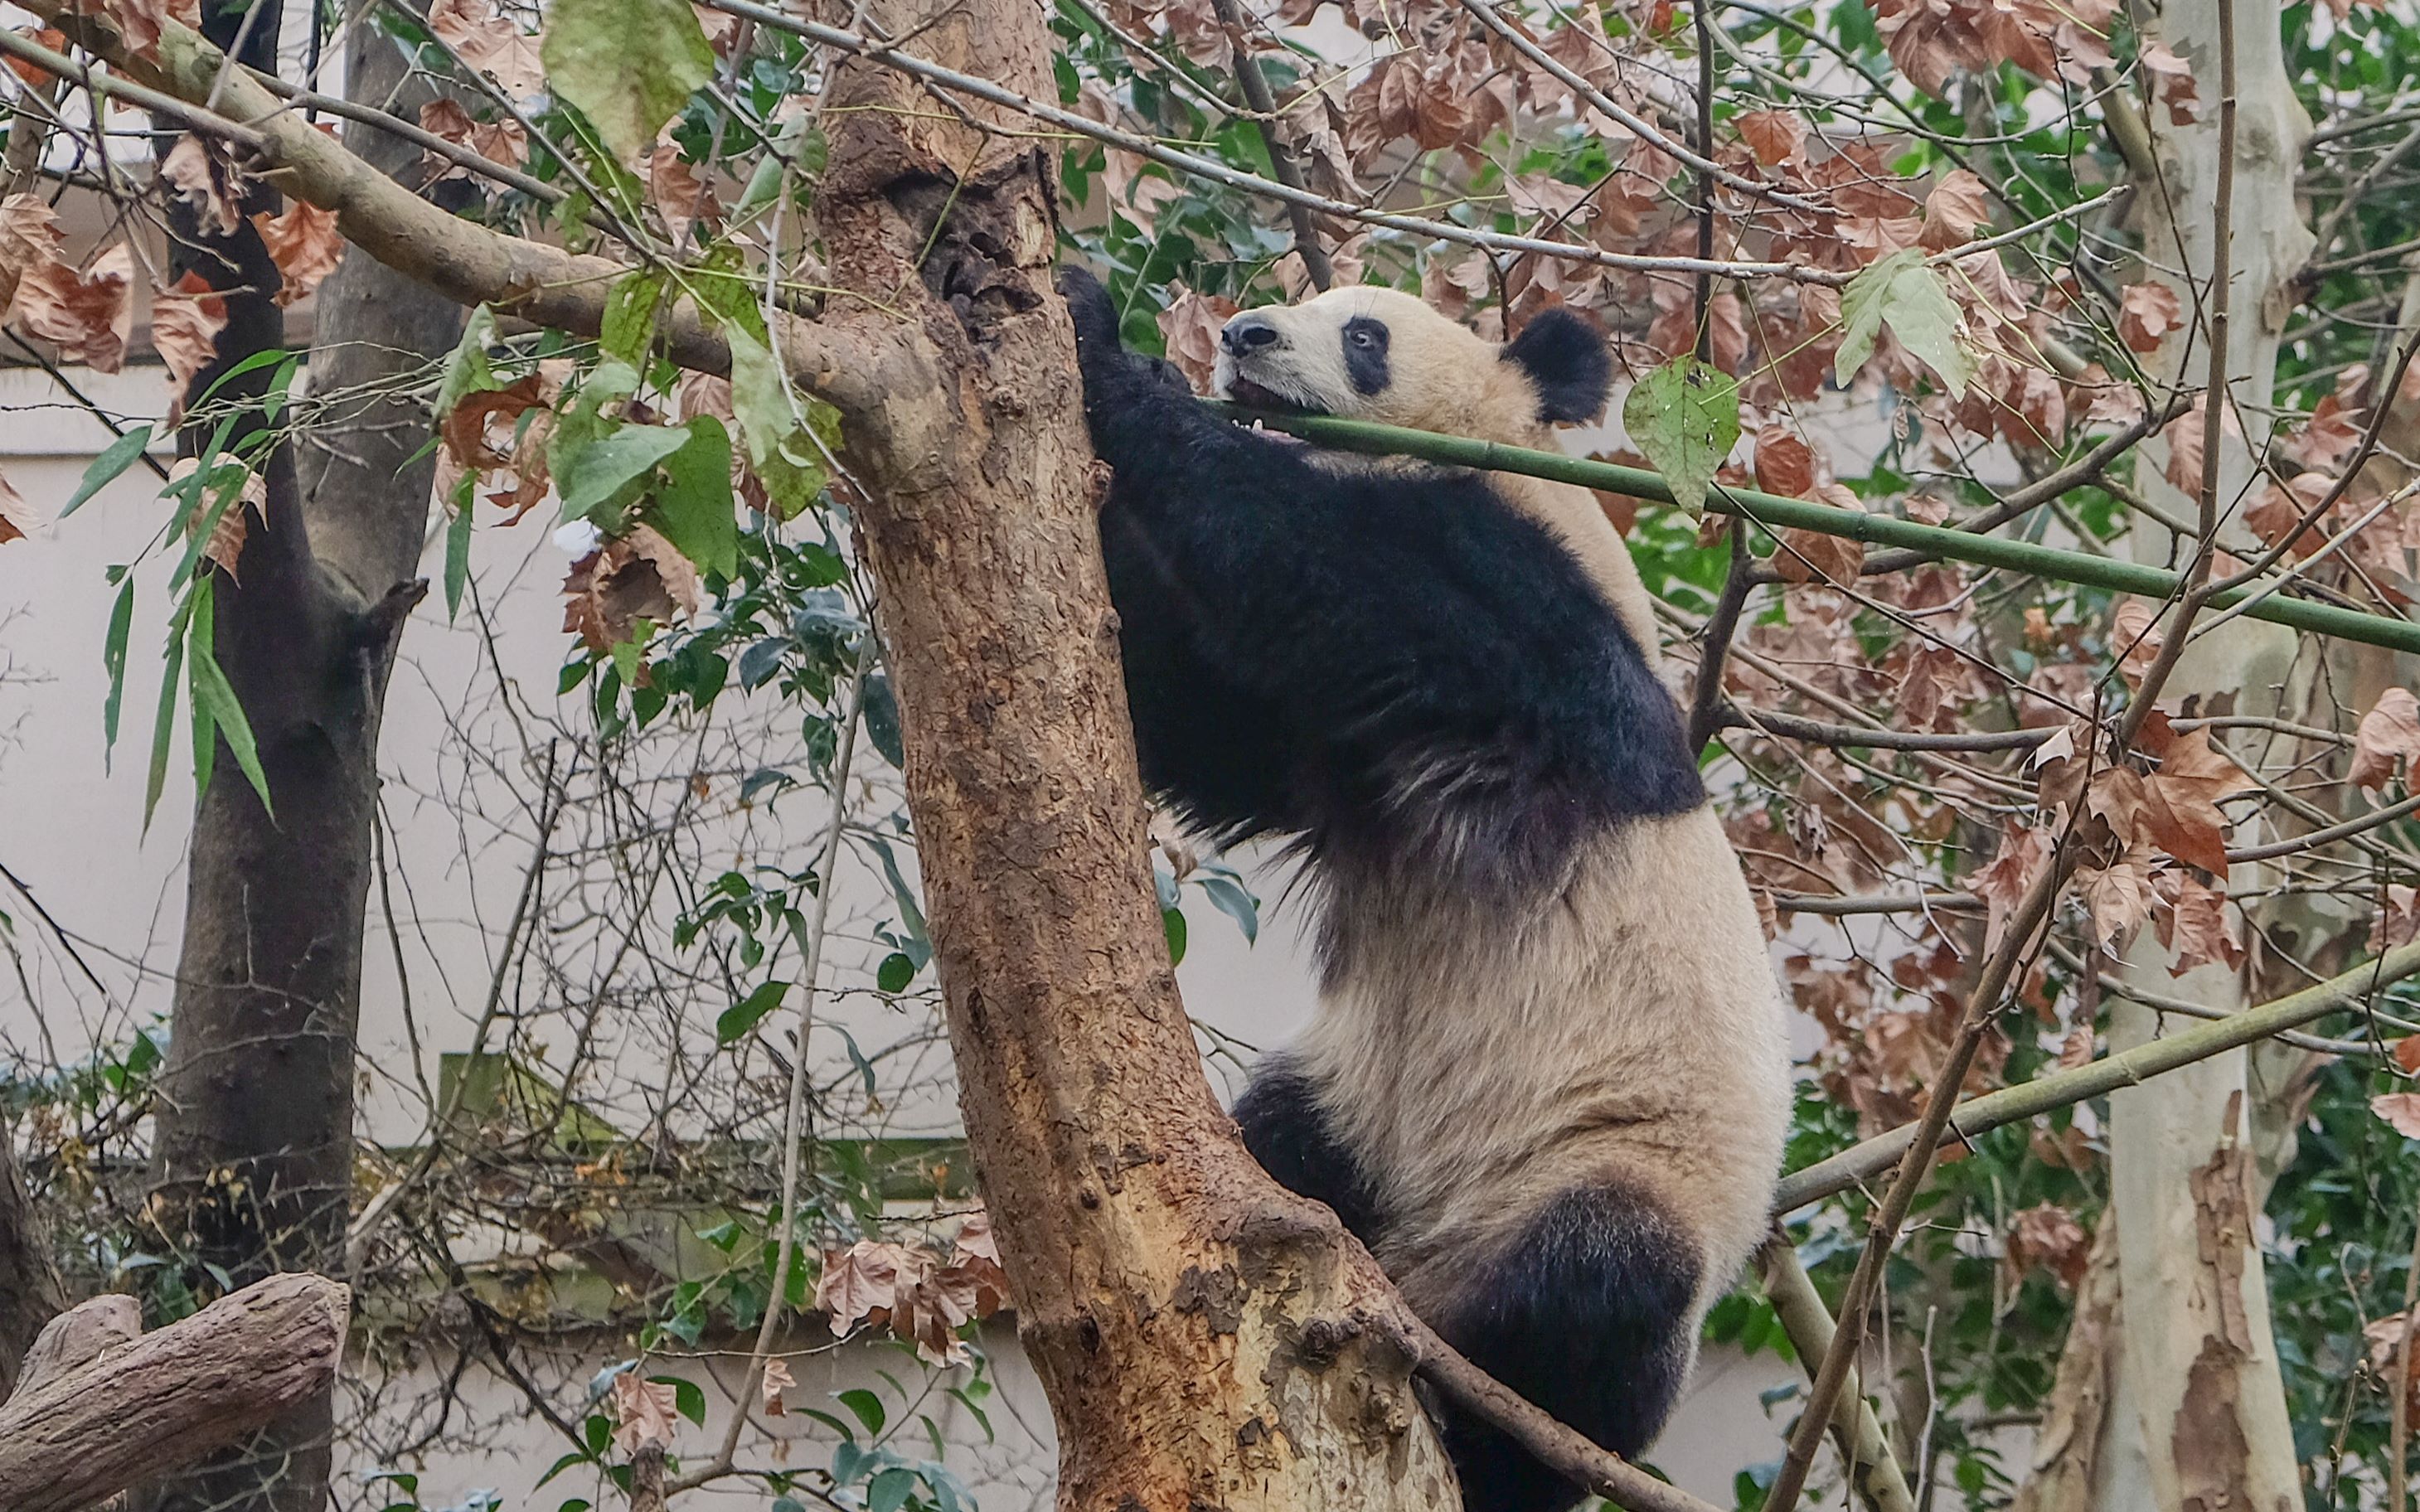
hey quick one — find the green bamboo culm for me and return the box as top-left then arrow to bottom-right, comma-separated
1209,403 -> 2420,659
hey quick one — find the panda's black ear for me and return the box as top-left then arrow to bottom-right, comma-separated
1502,307 -> 1612,424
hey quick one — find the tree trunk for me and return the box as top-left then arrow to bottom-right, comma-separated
812,1 -> 1456,1503
2018,2 -> 2313,1505
0,1134 -> 65,1400
144,20 -> 463,1512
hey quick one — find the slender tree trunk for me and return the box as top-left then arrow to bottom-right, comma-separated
2017,2 -> 2312,1505
143,18 -> 463,1512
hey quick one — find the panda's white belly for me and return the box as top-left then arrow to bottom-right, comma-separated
1292,803 -> 1790,1304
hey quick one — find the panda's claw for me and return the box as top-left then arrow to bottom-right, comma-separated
1056,265 -> 1123,366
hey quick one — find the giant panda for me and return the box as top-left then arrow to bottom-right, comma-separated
1057,267 -> 1791,1512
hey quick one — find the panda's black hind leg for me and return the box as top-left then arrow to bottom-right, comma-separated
1429,1179 -> 1702,1512
1231,1061 -> 1384,1244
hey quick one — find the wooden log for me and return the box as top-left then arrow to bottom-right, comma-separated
0,1272 -> 347,1512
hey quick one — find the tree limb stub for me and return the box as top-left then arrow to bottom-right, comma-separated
0,1273 -> 348,1512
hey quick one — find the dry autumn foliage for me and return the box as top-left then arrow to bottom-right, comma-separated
812,1212 -> 1009,1367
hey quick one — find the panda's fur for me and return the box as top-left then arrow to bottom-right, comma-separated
1060,269 -> 1791,1512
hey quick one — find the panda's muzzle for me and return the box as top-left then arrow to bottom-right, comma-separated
1222,314 -> 1283,355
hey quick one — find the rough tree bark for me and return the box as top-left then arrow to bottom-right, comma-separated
0,1275 -> 347,1512
2016,2 -> 2313,1505
0,1133 -> 65,1399
802,2 -> 1457,1502
142,15 -> 463,1512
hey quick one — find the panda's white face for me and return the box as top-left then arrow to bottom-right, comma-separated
1211,285 -> 1611,443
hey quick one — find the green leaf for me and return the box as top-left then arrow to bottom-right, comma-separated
866,1469 -> 916,1512
61,426 -> 154,519
444,475 -> 475,620
1162,905 -> 1187,965
1197,875 -> 1259,944
875,951 -> 914,993
722,322 -> 836,516
187,584 -> 217,802
187,599 -> 274,818
861,671 -> 903,768
435,307 -> 501,422
143,595 -> 192,832
101,575 -> 133,768
715,979 -> 789,1043
835,1387 -> 886,1438
1622,359 -> 1739,520
555,424 -> 691,522
646,416 -> 740,579
600,268 -> 669,368
1833,248 -> 1972,400
540,0 -> 715,163
655,1374 -> 706,1427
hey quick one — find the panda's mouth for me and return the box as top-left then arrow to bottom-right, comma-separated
1225,376 -> 1326,416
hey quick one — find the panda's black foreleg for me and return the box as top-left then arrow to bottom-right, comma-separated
1428,1180 -> 1701,1512
1231,1061 -> 1385,1245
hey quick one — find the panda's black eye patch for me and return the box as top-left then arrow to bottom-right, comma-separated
1341,317 -> 1390,395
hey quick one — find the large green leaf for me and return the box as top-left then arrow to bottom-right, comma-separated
434,305 -> 501,421
540,0 -> 715,163
1834,249 -> 1973,400
1622,359 -> 1740,520
647,416 -> 740,579
555,423 -> 691,522
724,322 -> 837,517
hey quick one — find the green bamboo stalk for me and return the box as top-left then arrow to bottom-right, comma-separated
1212,405 -> 2420,657
1772,938 -> 2420,1214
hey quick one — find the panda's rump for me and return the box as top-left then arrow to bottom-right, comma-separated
1295,804 -> 1789,1301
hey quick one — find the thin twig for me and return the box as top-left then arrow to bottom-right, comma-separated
1758,1231 -> 1918,1512
1206,0 -> 1330,289
0,27 -> 262,149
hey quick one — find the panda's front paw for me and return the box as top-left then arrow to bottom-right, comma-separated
1056,266 -> 1125,372
1140,356 -> 1196,398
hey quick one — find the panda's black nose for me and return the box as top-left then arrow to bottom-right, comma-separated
1222,316 -> 1283,355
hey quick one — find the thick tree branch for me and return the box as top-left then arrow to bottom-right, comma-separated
1758,1233 -> 1918,1512
0,1274 -> 347,1512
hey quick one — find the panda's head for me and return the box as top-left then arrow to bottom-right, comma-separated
1213,286 -> 1613,442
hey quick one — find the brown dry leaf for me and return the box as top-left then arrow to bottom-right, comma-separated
2078,855 -> 2155,948
758,1356 -> 796,1416
1736,109 -> 1807,167
1157,284 -> 1238,390
441,373 -> 547,472
153,269 -> 227,422
14,241 -> 134,372
560,523 -> 700,652
93,0 -> 200,63
1753,424 -> 1816,497
1918,168 -> 1991,251
2154,870 -> 2243,975
169,454 -> 268,581
427,0 -> 547,99
5,27 -> 66,88
2164,406 -> 2207,498
2110,599 -> 2163,690
2117,281 -> 2184,353
1972,821 -> 2053,952
2395,1036 -> 2420,1075
813,1238 -> 911,1335
418,99 -> 529,180
2057,1024 -> 2095,1069
0,465 -> 36,545
2136,724 -> 2255,876
2005,1202 -> 2091,1287
2350,688 -> 2420,792
252,196 -> 343,308
2371,1092 -> 2420,1139
649,143 -> 715,245
1774,482 -> 1864,584
161,136 -> 244,238
0,192 -> 61,325
609,1371 -> 681,1453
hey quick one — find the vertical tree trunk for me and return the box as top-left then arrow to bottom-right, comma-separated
815,0 -> 1454,1503
2018,2 -> 2312,1505
144,18 -> 462,1512
0,1135 -> 65,1400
